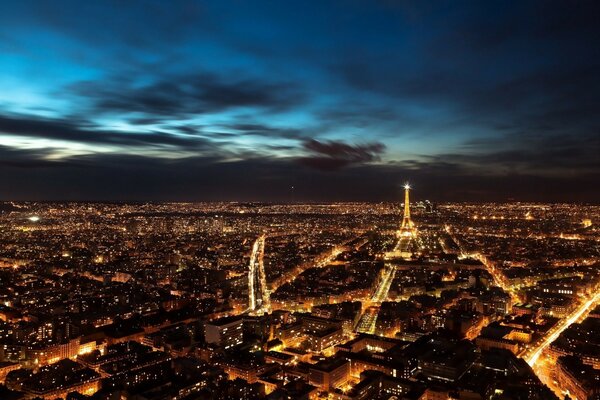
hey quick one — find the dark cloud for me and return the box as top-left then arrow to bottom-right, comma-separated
0,146 -> 69,168
334,60 -> 600,126
0,113 -> 214,150
330,0 -> 600,144
217,123 -> 304,139
69,72 -> 305,119
457,130 -> 600,174
298,139 -> 386,170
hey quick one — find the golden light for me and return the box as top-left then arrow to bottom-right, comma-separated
78,342 -> 96,355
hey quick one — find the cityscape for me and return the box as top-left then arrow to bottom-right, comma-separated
0,191 -> 598,399
1,1 -> 599,399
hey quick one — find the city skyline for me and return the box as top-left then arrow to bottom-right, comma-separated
1,1 -> 599,202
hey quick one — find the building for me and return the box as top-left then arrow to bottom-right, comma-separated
308,357 -> 349,390
330,371 -> 423,400
476,336 -> 519,354
555,356 -> 600,400
305,326 -> 344,352
276,322 -> 304,345
475,322 -> 531,354
0,361 -> 20,382
204,316 -> 243,350
16,359 -> 101,399
223,361 -> 268,384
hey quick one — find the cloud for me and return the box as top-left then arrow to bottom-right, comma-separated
68,72 -> 305,119
0,145 -> 69,168
0,113 -> 215,150
298,139 -> 386,170
328,0 -> 600,143
214,123 -> 305,140
457,129 -> 600,174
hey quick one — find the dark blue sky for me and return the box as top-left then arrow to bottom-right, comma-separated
0,1 -> 598,202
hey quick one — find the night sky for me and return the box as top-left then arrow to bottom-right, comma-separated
0,1 -> 598,202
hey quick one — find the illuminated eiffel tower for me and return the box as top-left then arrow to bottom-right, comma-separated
383,183 -> 416,261
399,183 -> 415,237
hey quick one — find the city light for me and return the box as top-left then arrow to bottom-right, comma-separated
0,199 -> 597,399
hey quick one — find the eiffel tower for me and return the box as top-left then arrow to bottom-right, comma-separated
399,183 -> 415,237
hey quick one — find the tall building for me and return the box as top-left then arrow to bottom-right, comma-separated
384,183 -> 417,261
397,183 -> 416,260
399,184 -> 415,238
